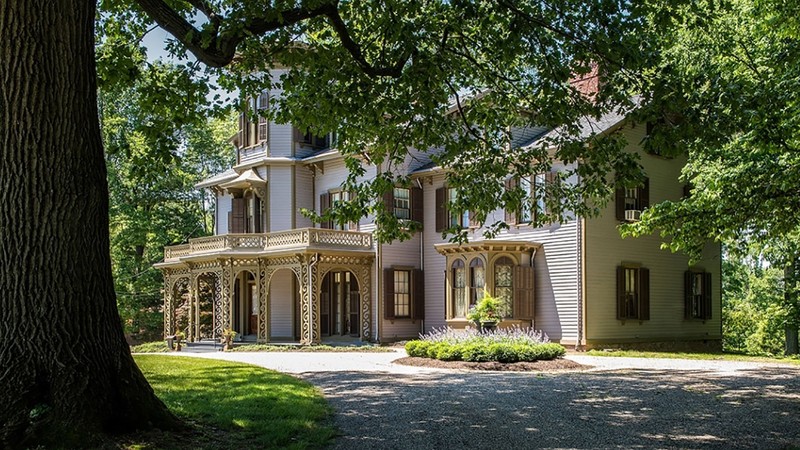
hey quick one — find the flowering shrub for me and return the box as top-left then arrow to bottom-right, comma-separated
406,326 -> 565,362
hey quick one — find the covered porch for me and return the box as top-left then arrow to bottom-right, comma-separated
156,228 -> 375,345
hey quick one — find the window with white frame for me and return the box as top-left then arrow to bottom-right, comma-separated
394,270 -> 411,318
257,92 -> 268,142
393,187 -> 410,219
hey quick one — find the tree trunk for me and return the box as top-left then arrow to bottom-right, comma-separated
0,1 -> 180,447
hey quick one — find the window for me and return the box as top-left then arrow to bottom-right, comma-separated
330,191 -> 346,231
448,188 -> 470,228
257,92 -> 268,142
519,177 -> 533,223
494,257 -> 514,318
615,178 -> 649,221
383,268 -> 424,320
394,270 -> 411,318
469,258 -> 485,308
616,266 -> 650,320
685,270 -> 712,320
393,187 -> 410,219
296,127 -> 328,148
451,260 -> 467,318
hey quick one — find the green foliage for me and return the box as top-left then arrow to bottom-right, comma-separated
467,294 -> 503,324
130,341 -> 171,353
100,61 -> 235,341
134,355 -> 335,448
404,338 -> 565,362
722,255 -> 791,356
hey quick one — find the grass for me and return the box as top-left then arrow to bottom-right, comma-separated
228,344 -> 394,352
585,349 -> 800,365
121,355 -> 335,449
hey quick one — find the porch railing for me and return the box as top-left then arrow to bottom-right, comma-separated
163,228 -> 373,261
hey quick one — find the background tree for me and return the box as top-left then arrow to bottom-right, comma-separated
625,0 -> 800,353
101,67 -> 234,341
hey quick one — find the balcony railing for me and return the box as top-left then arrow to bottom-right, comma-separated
163,228 -> 373,261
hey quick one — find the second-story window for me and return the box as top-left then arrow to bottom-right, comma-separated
257,92 -> 268,142
393,187 -> 410,219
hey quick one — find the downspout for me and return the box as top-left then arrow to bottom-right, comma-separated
377,239 -> 382,343
576,215 -> 585,351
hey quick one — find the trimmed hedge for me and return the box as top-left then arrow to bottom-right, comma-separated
405,340 -> 565,362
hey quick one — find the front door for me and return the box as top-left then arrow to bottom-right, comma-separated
248,281 -> 258,334
320,271 -> 360,337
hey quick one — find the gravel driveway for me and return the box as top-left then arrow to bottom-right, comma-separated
180,351 -> 800,449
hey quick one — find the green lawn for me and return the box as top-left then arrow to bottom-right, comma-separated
585,349 -> 800,365
122,355 -> 335,449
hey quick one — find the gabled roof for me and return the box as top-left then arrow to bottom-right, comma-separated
195,168 -> 238,188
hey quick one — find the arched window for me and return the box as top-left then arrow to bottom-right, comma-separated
451,259 -> 466,318
494,256 -> 514,318
469,258 -> 485,308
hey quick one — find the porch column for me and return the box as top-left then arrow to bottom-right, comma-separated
220,261 -> 233,333
162,274 -> 174,338
257,260 -> 271,343
298,253 -> 321,345
358,264 -> 372,342
190,273 -> 199,342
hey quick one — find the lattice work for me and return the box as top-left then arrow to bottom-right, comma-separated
266,255 -> 302,267
294,262 -> 311,344
190,235 -> 228,252
164,244 -> 191,260
356,265 -> 372,341
310,229 -> 373,248
309,255 -> 320,343
190,260 -> 222,271
258,265 -> 273,343
163,277 -> 173,338
228,235 -> 265,249
220,266 -> 232,337
266,229 -> 309,248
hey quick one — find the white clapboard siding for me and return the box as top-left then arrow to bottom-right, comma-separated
216,192 -> 231,235
294,165 -> 314,228
270,269 -> 294,338
584,123 -> 722,343
269,166 -> 294,231
380,234 -> 423,339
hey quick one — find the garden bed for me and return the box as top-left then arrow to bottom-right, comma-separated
395,356 -> 588,372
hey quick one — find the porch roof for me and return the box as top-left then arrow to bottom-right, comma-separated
434,239 -> 541,255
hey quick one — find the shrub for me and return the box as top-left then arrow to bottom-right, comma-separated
405,327 -> 566,363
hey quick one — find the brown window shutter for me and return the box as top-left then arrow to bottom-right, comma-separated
639,267 -> 650,320
684,270 -> 693,320
615,186 -> 626,221
513,265 -> 535,320
237,113 -> 246,149
231,198 -> 246,233
383,268 -> 395,320
319,193 -> 331,229
640,177 -> 650,210
435,187 -> 447,232
616,266 -> 627,319
412,269 -> 425,320
383,188 -> 395,215
505,178 -> 517,225
253,197 -> 262,233
702,272 -> 712,320
411,186 -> 423,224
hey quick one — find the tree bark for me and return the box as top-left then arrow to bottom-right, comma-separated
0,1 -> 180,447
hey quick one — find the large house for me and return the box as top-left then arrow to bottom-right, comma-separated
155,68 -> 721,348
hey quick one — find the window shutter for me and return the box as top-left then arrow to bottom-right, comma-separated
684,270 -> 693,320
639,267 -> 650,320
228,211 -> 233,233
412,269 -> 425,320
640,177 -> 650,210
383,268 -> 395,320
702,272 -> 712,320
505,178 -> 517,225
347,191 -> 359,231
683,184 -> 692,199
615,186 -> 626,221
435,187 -> 447,232
616,266 -> 627,319
231,198 -> 246,233
411,186 -> 423,224
237,113 -> 246,149
513,265 -> 535,320
253,197 -> 262,233
383,188 -> 395,215
319,193 -> 331,229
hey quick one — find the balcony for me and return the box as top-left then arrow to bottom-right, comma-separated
162,228 -> 374,263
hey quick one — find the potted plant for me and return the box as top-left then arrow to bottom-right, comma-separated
222,328 -> 237,351
174,330 -> 185,351
467,294 -> 503,332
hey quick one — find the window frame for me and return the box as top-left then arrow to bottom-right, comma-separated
493,256 -> 515,319
393,269 -> 411,318
393,187 -> 411,220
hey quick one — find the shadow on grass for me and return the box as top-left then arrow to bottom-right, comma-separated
303,366 -> 800,449
126,355 -> 335,449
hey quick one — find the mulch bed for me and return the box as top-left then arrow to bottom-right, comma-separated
394,356 -> 590,372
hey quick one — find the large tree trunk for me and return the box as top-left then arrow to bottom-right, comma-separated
0,1 -> 180,447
